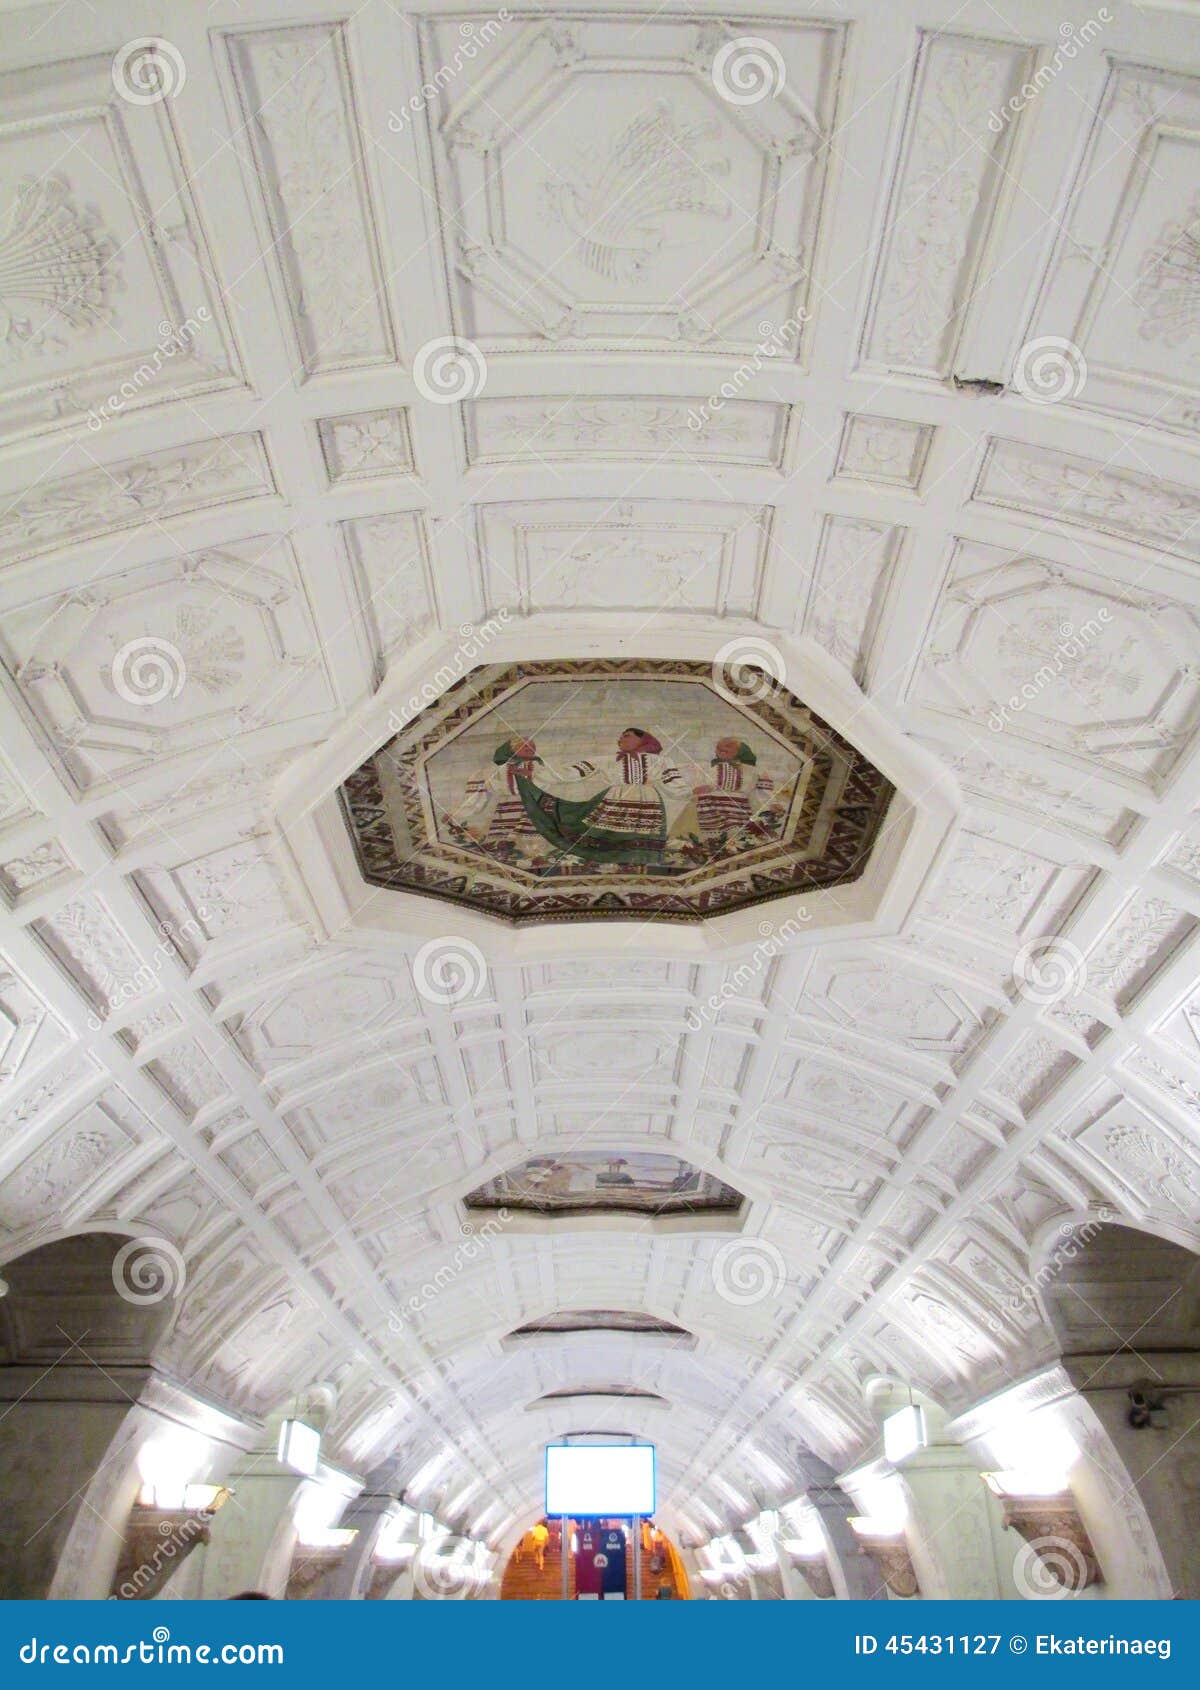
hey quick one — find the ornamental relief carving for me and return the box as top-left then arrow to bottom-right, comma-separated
226,26 -> 396,373
2,537 -> 334,793
974,438 -> 1200,566
464,396 -> 791,469
0,1109 -> 125,1227
1099,1121 -> 1200,1224
801,517 -> 899,686
0,435 -> 274,569
1089,895 -> 1194,1008
317,409 -> 414,485
340,512 -> 437,680
477,499 -> 769,619
0,175 -> 118,361
833,415 -> 933,490
0,48 -> 246,442
910,538 -> 1200,790
543,102 -> 731,284
419,12 -> 837,353
0,967 -> 66,1085
1021,60 -> 1200,439
1133,192 -> 1200,347
860,33 -> 1033,376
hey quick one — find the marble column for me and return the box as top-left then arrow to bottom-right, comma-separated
793,1455 -> 888,1600
1062,1352 -> 1199,1600
0,1366 -> 252,1600
948,1365 -> 1175,1600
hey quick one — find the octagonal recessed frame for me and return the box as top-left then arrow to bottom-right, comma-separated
445,1129 -> 759,1241
269,617 -> 961,964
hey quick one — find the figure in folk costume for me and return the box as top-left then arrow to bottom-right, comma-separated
691,737 -> 777,844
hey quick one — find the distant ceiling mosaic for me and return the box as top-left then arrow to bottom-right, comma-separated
509,1311 -> 693,1339
464,1151 -> 744,1217
340,659 -> 894,922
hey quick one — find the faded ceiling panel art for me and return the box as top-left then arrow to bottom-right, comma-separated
509,1311 -> 694,1339
464,1151 -> 744,1217
340,659 -> 894,922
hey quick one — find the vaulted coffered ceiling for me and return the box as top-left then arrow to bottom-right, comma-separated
1,0 -> 1199,1552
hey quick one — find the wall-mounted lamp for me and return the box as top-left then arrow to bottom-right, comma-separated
295,1526 -> 357,1550
277,1418 -> 321,1476
981,1471 -> 1070,1500
137,1482 -> 231,1513
882,1404 -> 928,1464
848,1515 -> 905,1538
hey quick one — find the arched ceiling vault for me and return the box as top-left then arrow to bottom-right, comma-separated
1,0 -> 1199,1542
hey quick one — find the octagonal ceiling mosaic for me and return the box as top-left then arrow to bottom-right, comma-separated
340,659 -> 894,922
464,1151 -> 744,1218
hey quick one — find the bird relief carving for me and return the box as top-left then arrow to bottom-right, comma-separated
543,101 -> 730,284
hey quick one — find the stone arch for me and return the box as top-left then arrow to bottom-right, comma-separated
1039,1219 -> 1200,1359
1035,1219 -> 1199,1598
0,1230 -> 177,1598
0,1229 -> 176,1367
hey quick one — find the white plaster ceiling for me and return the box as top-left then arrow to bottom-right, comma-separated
1,0 -> 1199,1550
